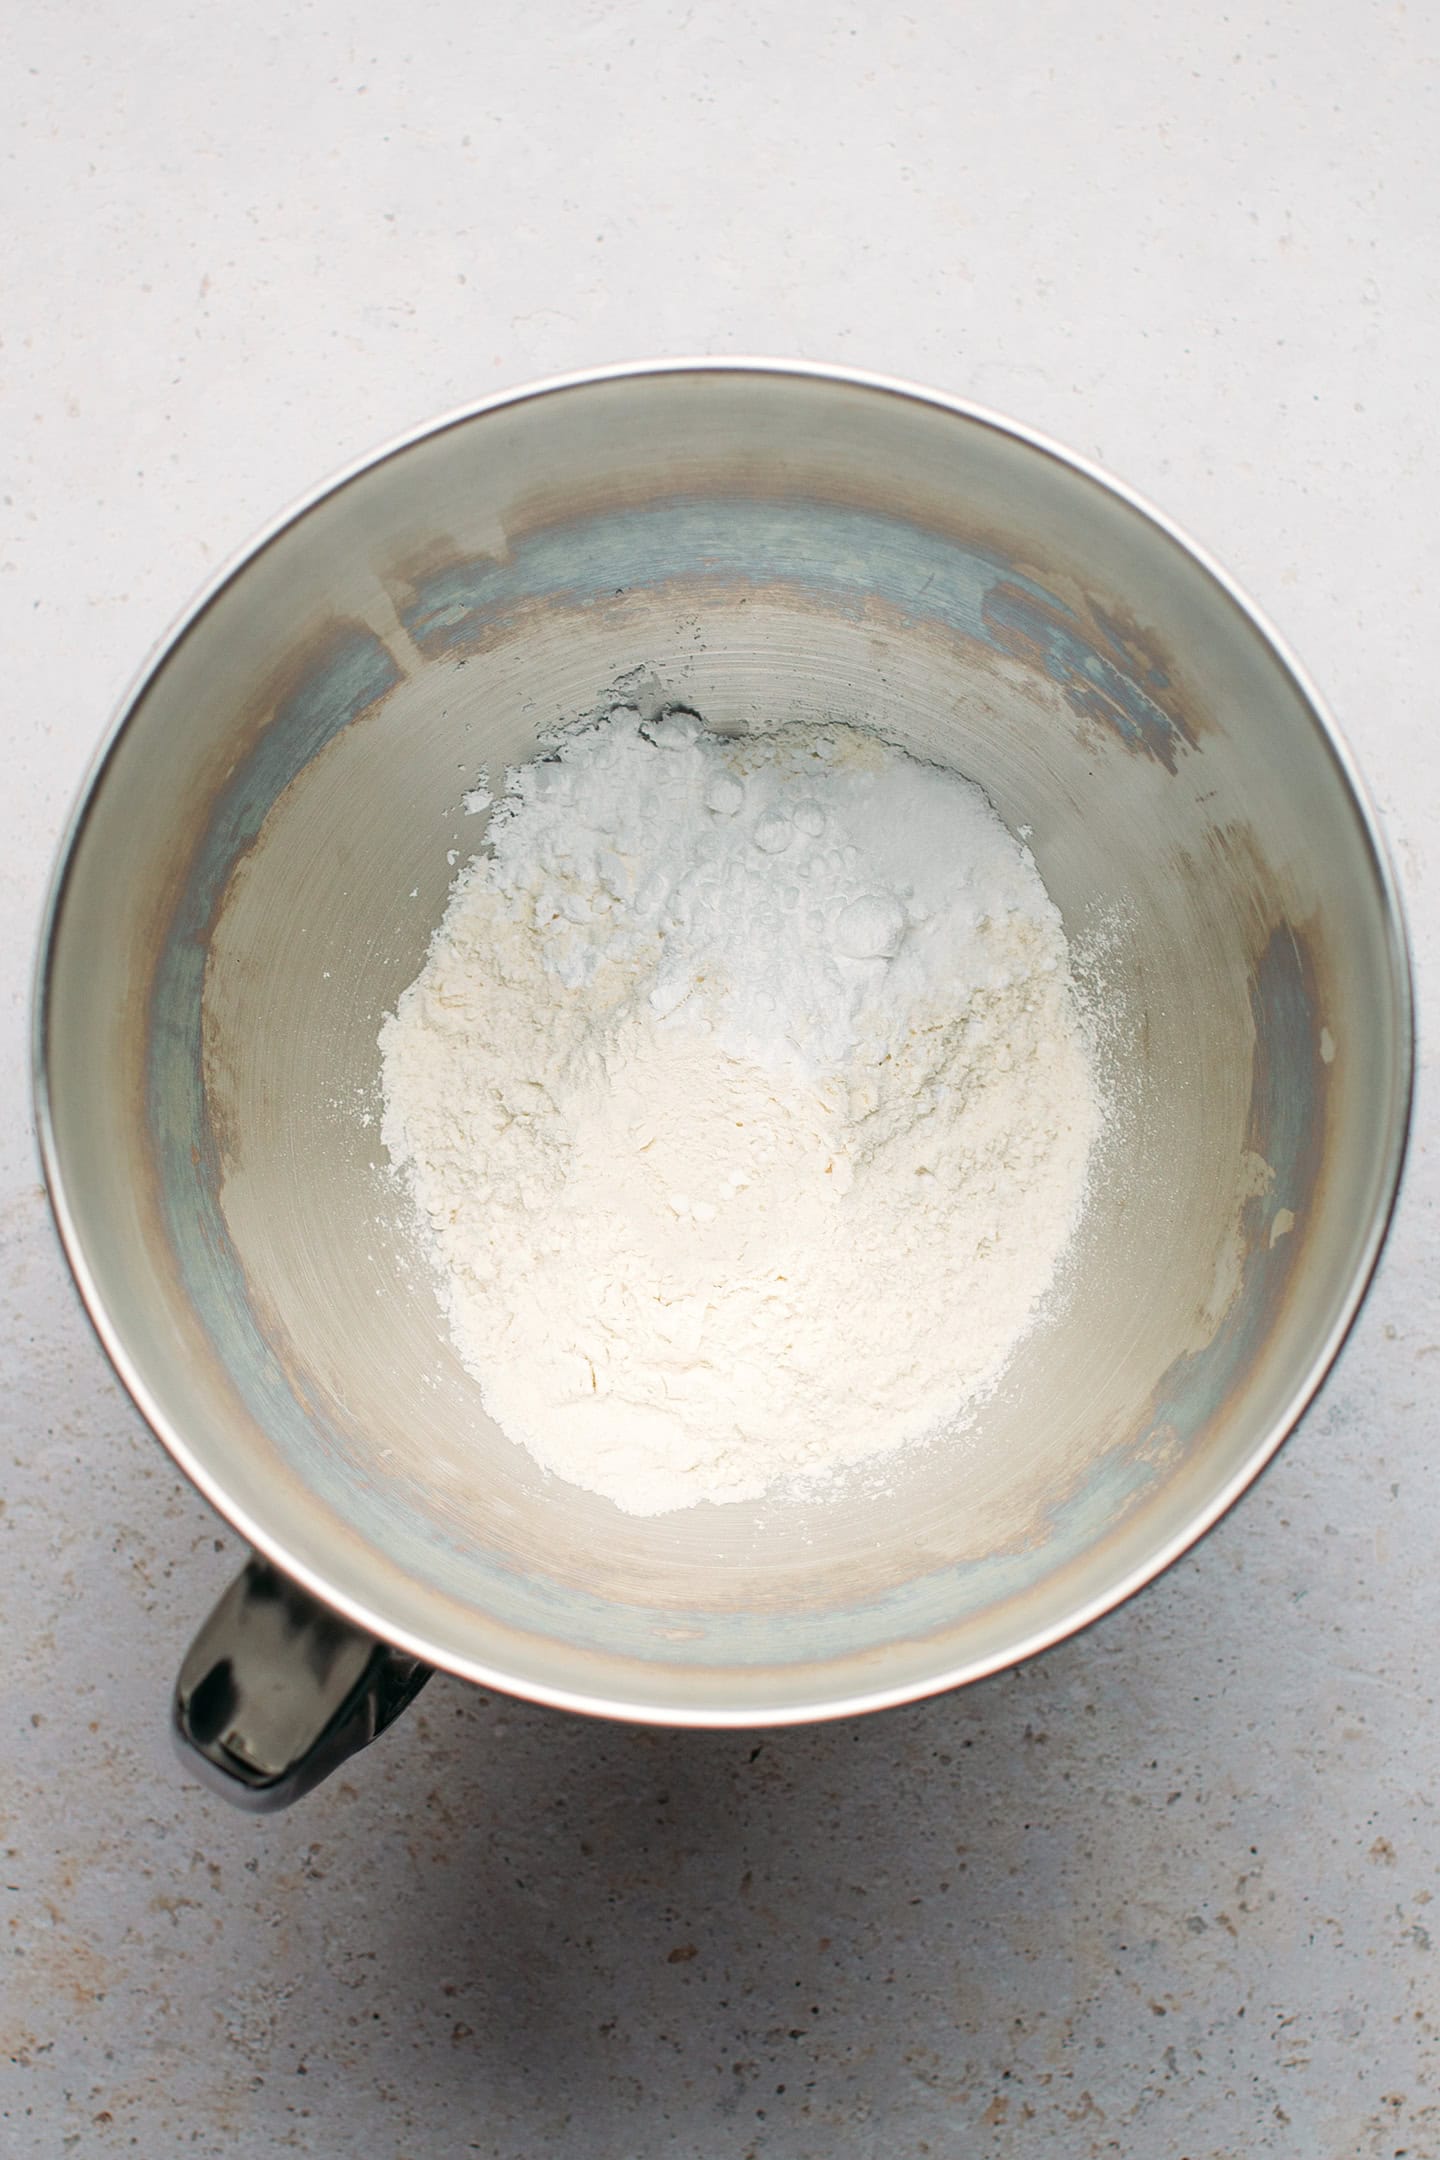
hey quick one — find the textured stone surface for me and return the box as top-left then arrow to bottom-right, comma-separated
3,2 -> 1437,2154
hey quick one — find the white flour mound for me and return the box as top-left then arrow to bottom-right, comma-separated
379,706 -> 1099,1516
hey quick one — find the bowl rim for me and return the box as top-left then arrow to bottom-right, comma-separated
31,355 -> 1417,1726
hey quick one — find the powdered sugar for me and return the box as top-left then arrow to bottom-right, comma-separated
379,706 -> 1100,1514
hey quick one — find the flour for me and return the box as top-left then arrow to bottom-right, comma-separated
379,705 -> 1099,1515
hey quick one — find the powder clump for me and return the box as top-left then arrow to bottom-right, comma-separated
380,706 -> 1099,1515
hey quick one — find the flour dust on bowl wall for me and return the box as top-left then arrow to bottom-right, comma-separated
36,364 -> 1411,1779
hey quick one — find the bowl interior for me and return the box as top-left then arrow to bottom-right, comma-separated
41,368 -> 1409,1718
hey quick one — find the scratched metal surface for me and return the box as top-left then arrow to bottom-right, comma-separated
3,2 -> 1438,2155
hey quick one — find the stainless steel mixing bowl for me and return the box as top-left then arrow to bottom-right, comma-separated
35,362 -> 1412,1807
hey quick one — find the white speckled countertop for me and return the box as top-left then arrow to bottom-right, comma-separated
4,4 -> 1438,2153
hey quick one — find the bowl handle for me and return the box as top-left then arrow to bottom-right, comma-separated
172,1556 -> 431,1810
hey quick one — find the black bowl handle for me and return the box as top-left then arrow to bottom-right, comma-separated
173,1556 -> 431,1811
